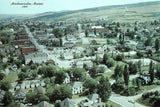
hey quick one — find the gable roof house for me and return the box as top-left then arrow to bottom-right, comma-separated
80,93 -> 106,107
24,52 -> 48,64
14,89 -> 27,103
63,73 -> 70,84
71,82 -> 83,95
37,101 -> 53,107
60,98 -> 76,107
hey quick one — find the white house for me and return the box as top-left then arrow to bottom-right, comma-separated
71,82 -> 83,94
63,73 -> 70,84
60,98 -> 76,107
80,93 -> 106,107
24,52 -> 48,64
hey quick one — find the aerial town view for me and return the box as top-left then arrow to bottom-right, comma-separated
0,0 -> 160,107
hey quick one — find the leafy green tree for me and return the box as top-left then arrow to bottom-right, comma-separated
54,70 -> 66,84
136,78 -> 141,89
85,30 -> 88,37
51,84 -> 72,102
97,76 -> 111,102
149,61 -> 155,84
25,90 -> 36,104
137,51 -> 143,58
105,58 -> 115,68
46,87 -> 54,99
21,66 -> 27,72
123,65 -> 129,87
113,65 -> 123,81
0,72 -> 5,80
72,68 -> 85,81
7,101 -> 17,107
103,53 -> 110,63
0,81 -> 11,91
2,91 -> 13,106
84,78 -> 98,93
31,70 -> 38,79
116,54 -> 123,61
18,72 -> 27,81
155,39 -> 159,52
89,63 -> 98,78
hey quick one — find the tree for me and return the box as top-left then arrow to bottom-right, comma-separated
89,63 -> 98,78
155,39 -> 159,52
105,58 -> 115,68
18,72 -> 27,81
0,72 -> 5,80
31,70 -> 38,79
136,78 -> 141,89
97,76 -> 111,102
72,68 -> 85,81
2,91 -> 13,106
84,78 -> 98,93
116,54 -> 123,61
25,90 -> 36,104
0,81 -> 11,91
123,65 -> 129,87
149,61 -> 155,84
51,84 -> 72,102
85,30 -> 88,37
113,65 -> 123,81
137,51 -> 143,58
21,66 -> 27,72
94,28 -> 97,35
103,53 -> 110,63
54,70 -> 66,84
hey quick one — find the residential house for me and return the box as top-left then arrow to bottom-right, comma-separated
71,82 -> 83,94
63,73 -> 70,84
139,71 -> 150,84
72,61 -> 93,68
17,103 -> 28,107
60,98 -> 76,107
16,80 -> 45,90
136,43 -> 145,50
14,89 -> 27,103
64,42 -> 74,49
34,86 -> 46,95
24,52 -> 48,64
80,93 -> 106,107
37,101 -> 53,107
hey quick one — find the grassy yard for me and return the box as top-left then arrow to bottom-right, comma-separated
72,95 -> 81,99
3,74 -> 18,83
107,100 -> 121,107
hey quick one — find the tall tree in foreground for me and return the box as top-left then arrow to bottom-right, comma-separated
149,61 -> 155,84
155,39 -> 159,52
97,76 -> 111,102
123,65 -> 129,88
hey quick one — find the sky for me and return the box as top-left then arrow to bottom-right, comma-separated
0,0 -> 159,14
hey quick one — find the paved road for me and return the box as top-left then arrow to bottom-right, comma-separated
109,86 -> 160,107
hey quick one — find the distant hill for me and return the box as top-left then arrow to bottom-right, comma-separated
1,1 -> 159,23
31,1 -> 160,22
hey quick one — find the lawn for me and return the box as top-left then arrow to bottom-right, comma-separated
3,74 -> 18,83
107,100 -> 121,107
72,95 -> 81,99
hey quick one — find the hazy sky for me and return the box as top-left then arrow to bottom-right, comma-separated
0,0 -> 159,14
